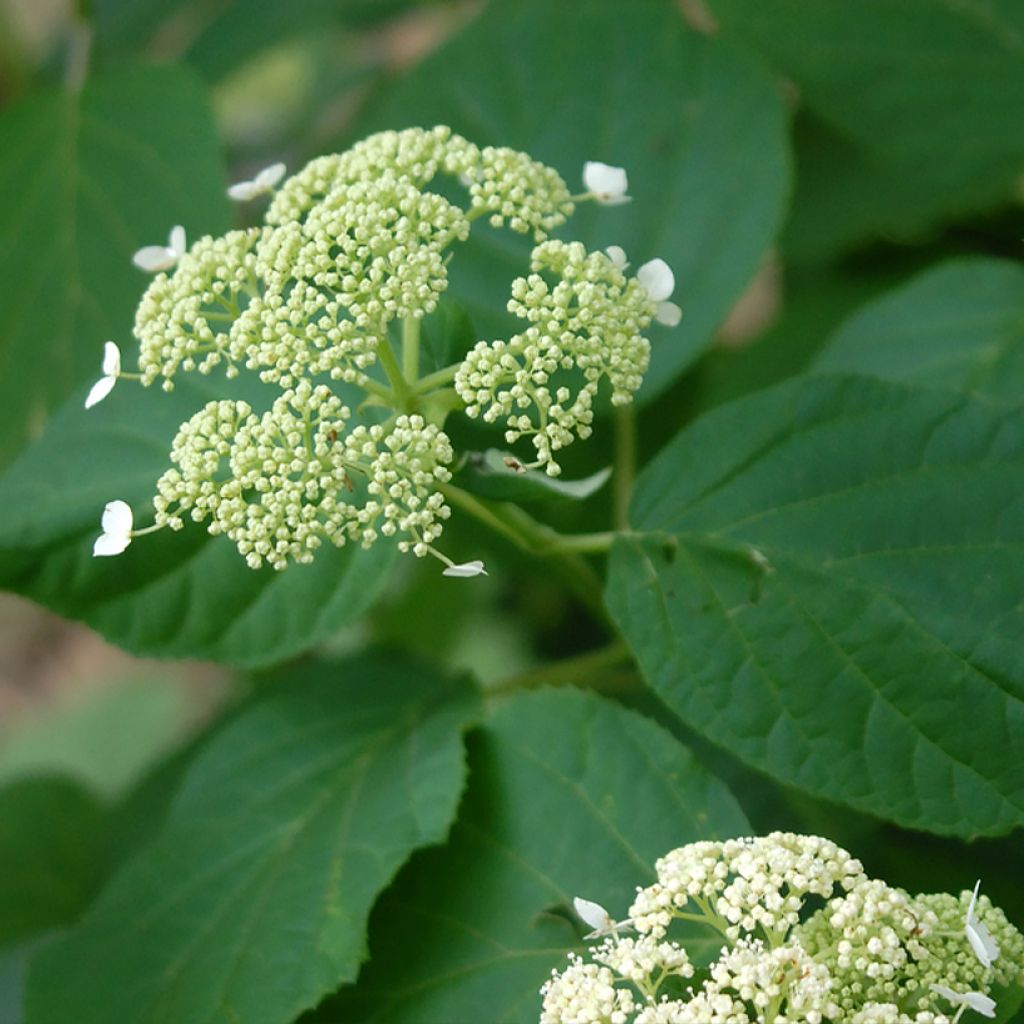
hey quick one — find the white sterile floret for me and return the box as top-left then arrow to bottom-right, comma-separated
930,983 -> 996,1019
572,896 -> 633,939
966,881 -> 1000,969
605,245 -> 629,270
84,340 -> 121,409
441,560 -> 488,578
93,500 -> 133,556
133,225 -> 186,273
636,258 -> 682,327
227,161 -> 287,201
582,161 -> 630,205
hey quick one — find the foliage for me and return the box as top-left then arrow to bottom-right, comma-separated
0,0 -> 1022,1022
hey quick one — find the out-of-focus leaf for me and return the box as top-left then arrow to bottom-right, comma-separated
816,258 -> 1024,400
0,777 -> 106,947
0,65 -> 229,467
607,374 -> 1024,838
0,375 -> 396,667
26,657 -> 479,1024
453,449 -> 611,503
706,0 -> 1024,259
0,676 -> 192,799
354,0 -> 790,402
318,688 -> 749,1023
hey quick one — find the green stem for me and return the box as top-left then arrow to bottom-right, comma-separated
487,641 -> 633,697
410,362 -> 462,397
375,335 -> 410,409
402,316 -> 420,384
613,405 -> 636,531
439,483 -> 611,622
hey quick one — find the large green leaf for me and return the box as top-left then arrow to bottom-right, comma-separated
606,374 -> 1024,837
315,684 -> 749,1019
355,0 -> 790,401
26,657 -> 479,1024
0,65 -> 229,467
317,687 -> 749,1023
0,777 -> 107,948
816,258 -> 1024,400
0,375 -> 396,667
706,0 -> 1024,258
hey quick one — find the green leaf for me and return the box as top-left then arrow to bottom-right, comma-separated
0,777 -> 107,948
453,449 -> 611,503
0,65 -> 229,467
318,687 -> 749,1023
705,0 -> 1024,257
355,0 -> 790,401
816,258 -> 1024,400
0,375 -> 396,667
606,374 -> 1024,837
26,657 -> 479,1024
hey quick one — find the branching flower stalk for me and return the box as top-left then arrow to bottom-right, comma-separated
540,834 -> 1024,1024
86,126 -> 680,576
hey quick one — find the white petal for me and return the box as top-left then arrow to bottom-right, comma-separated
227,180 -> 260,201
968,879 -> 981,920
255,162 -> 286,189
93,531 -> 132,556
637,258 -> 675,302
168,225 -> 186,259
573,897 -> 612,933
967,920 -> 1000,967
132,245 -> 176,272
101,340 -> 121,376
930,984 -> 958,1002
964,992 -> 997,1018
583,161 -> 628,202
605,245 -> 628,270
84,375 -> 116,409
441,560 -> 488,578
100,499 -> 133,538
655,300 -> 682,327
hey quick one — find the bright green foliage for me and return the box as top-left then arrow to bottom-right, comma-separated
356,0 -> 790,401
319,688 -> 750,1022
707,0 -> 1024,258
0,375 -> 396,666
26,658 -> 479,1024
0,65 -> 229,467
0,777 -> 107,947
817,259 -> 1024,399
607,374 -> 1024,837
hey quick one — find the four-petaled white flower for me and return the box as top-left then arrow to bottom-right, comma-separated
966,880 -> 1000,968
605,245 -> 629,271
133,225 -> 186,273
636,258 -> 682,327
573,896 -> 632,939
930,983 -> 997,1019
582,161 -> 630,205
227,162 -> 287,201
93,500 -> 133,557
84,341 -> 121,409
441,560 -> 488,578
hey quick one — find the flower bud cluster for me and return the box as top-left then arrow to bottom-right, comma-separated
455,240 -> 656,475
135,229 -> 262,389
153,383 -> 452,570
539,834 -> 1024,1024
465,146 -> 573,239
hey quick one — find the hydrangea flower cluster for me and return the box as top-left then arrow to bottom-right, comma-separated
540,833 -> 1024,1024
87,126 -> 680,571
